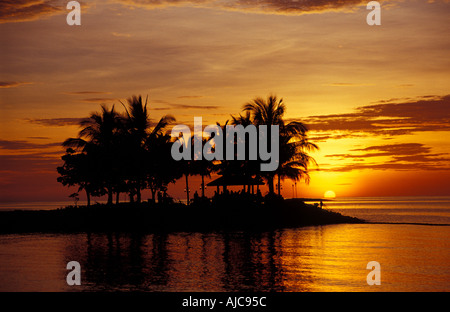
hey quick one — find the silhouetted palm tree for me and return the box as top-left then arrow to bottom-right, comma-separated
57,148 -> 101,207
243,95 -> 317,195
145,119 -> 179,202
242,95 -> 284,194
63,104 -> 124,205
121,95 -> 150,203
121,95 -> 176,203
243,95 -> 285,127
276,123 -> 318,195
190,137 -> 215,197
230,112 -> 261,192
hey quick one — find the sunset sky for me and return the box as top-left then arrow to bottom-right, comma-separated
1,0 -> 449,202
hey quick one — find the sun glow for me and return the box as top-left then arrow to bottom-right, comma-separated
324,190 -> 336,199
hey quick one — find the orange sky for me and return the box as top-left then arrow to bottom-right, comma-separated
1,0 -> 450,202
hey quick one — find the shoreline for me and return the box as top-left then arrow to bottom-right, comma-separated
0,199 -> 363,234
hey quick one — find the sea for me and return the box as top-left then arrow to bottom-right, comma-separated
0,196 -> 448,292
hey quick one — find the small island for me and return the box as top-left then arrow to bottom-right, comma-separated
0,94 -> 363,234
0,195 -> 362,234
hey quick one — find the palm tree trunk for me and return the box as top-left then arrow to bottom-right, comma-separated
107,187 -> 113,205
151,189 -> 156,203
201,174 -> 205,197
185,174 -> 190,205
267,175 -> 275,194
85,189 -> 91,207
136,186 -> 141,203
277,175 -> 281,195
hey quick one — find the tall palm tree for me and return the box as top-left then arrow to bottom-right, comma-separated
242,95 -> 285,194
242,95 -> 317,195
230,112 -> 261,192
243,95 -> 286,127
121,95 -> 150,203
121,95 -> 176,203
145,116 -> 177,202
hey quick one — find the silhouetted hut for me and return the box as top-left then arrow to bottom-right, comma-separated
207,175 -> 264,194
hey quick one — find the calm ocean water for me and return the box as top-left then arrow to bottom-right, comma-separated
0,197 -> 449,292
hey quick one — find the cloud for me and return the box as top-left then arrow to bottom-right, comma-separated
25,117 -> 85,127
305,94 -> 450,137
320,161 -> 450,172
64,91 -> 111,95
113,0 -> 380,15
0,81 -> 33,88
0,152 -> 61,172
0,0 -> 90,24
177,95 -> 204,99
152,99 -> 219,110
308,133 -> 366,142
0,139 -> 61,150
325,83 -> 375,87
326,143 -> 432,159
0,0 -> 62,24
149,107 -> 173,111
352,143 -> 430,154
81,98 -> 118,103
322,143 -> 450,172
170,103 -> 219,110
26,136 -> 51,140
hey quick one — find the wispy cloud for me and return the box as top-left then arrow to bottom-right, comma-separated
0,139 -> 61,150
322,143 -> 450,172
0,0 -> 90,24
170,103 -> 219,110
0,81 -> 33,88
114,0 -> 383,15
81,98 -> 118,103
0,152 -> 61,172
152,99 -> 219,110
325,83 -> 375,87
326,143 -> 432,159
26,136 -> 51,140
177,95 -> 204,99
305,94 -> 450,137
63,91 -> 111,95
25,117 -> 85,127
0,0 -> 62,24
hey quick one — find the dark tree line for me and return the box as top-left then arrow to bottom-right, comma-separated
57,94 -> 318,206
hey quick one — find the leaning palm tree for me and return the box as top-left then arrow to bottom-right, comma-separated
276,127 -> 318,196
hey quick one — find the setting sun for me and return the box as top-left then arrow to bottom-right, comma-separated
324,190 -> 336,199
